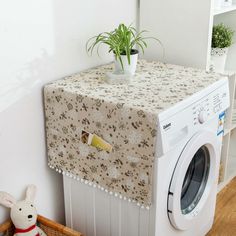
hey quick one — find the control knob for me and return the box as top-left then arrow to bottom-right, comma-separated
198,111 -> 207,124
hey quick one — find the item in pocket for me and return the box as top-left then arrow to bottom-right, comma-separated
81,130 -> 112,153
81,130 -> 90,144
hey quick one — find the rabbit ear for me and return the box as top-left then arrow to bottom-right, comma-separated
0,192 -> 16,208
25,185 -> 37,202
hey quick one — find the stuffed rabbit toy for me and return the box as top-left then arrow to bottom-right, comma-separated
0,185 -> 46,236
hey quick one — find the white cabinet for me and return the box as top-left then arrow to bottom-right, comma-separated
139,0 -> 236,188
219,72 -> 236,189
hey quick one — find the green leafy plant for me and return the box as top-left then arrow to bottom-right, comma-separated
86,23 -> 162,70
212,23 -> 234,48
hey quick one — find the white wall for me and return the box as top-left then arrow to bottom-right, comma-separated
0,0 -> 137,224
139,0 -> 212,70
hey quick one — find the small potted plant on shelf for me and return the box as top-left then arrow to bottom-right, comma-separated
86,23 -> 162,76
211,23 -> 234,73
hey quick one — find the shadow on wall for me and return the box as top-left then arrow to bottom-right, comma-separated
0,0 -> 137,111
0,49 -> 53,113
0,0 -> 55,113
0,0 -> 137,224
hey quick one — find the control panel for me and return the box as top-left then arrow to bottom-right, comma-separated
191,83 -> 229,126
192,98 -> 210,125
157,79 -> 230,156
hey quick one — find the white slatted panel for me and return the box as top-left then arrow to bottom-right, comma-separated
120,201 -> 128,236
64,177 -> 151,236
70,179 -> 87,235
63,177 -> 73,228
110,197 -> 121,236
127,203 -> 140,236
139,207 -> 150,236
95,189 -> 111,236
85,186 -> 96,236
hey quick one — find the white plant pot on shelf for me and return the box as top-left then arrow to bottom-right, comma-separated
214,0 -> 232,8
221,0 -> 232,7
114,50 -> 138,75
211,47 -> 228,73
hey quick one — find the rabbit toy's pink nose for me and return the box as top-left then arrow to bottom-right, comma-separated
28,215 -> 33,219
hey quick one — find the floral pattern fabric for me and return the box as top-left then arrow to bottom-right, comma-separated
44,60 -> 222,207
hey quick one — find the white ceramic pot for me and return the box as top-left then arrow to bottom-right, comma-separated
214,0 -> 232,8
114,49 -> 138,75
221,0 -> 232,7
211,47 -> 228,73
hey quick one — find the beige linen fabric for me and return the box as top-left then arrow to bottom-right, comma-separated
44,60 -> 222,207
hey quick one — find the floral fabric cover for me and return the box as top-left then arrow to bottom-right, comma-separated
44,60 -> 222,207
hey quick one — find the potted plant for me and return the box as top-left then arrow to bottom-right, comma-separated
86,23 -> 162,75
211,23 -> 234,73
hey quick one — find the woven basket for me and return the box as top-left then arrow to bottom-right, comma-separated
0,215 -> 83,236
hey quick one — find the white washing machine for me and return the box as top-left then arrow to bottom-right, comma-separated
63,78 -> 229,236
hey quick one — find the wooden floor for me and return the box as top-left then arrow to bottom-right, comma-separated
207,177 -> 236,236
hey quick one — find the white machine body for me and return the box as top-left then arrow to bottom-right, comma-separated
63,78 -> 230,236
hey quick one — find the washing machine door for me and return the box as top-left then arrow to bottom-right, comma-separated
167,131 -> 219,230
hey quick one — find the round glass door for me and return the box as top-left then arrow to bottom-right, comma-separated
181,146 -> 210,215
167,131 -> 219,230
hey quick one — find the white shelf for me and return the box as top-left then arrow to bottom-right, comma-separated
226,155 -> 236,179
224,100 -> 236,135
231,122 -> 236,130
222,70 -> 236,76
218,74 -> 236,187
214,4 -> 236,15
218,171 -> 236,191
226,128 -> 236,179
224,127 -> 231,135
231,102 -> 236,126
